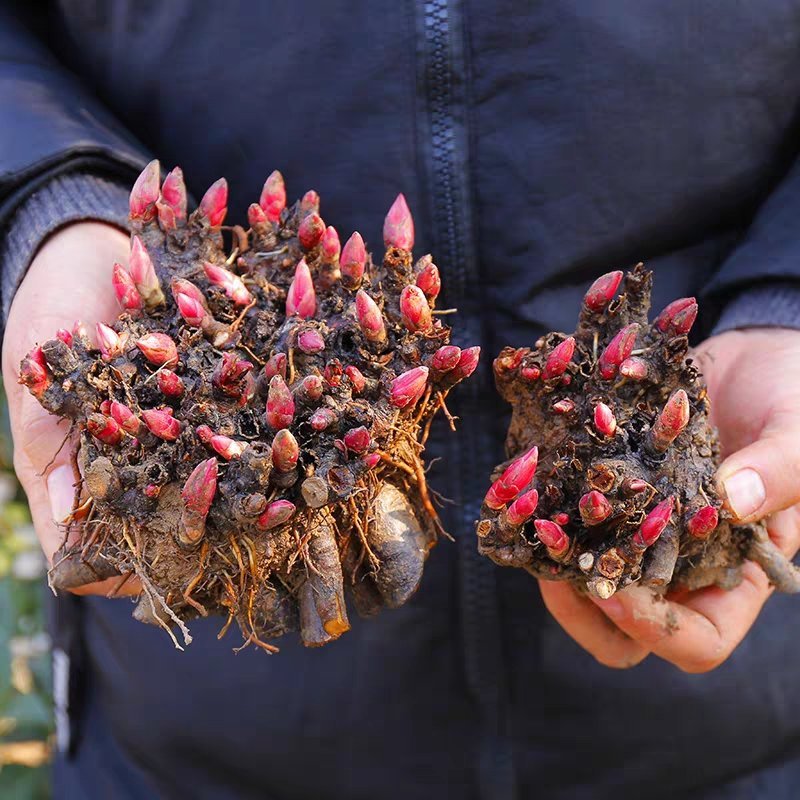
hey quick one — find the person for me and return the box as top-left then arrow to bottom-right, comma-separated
2,3 -> 800,798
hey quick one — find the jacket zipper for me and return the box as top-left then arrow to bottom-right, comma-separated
419,3 -> 516,798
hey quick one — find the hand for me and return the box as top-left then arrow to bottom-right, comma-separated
539,328 -> 800,672
2,222 -> 140,596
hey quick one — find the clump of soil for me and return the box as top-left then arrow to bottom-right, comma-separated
20,162 -> 480,650
476,265 -> 800,598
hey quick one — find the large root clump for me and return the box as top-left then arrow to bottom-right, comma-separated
20,162 -> 480,650
476,265 -> 800,599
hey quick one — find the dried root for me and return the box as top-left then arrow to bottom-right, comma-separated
21,162 -> 480,649
476,264 -> 800,598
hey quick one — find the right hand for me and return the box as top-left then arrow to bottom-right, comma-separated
2,221 -> 140,596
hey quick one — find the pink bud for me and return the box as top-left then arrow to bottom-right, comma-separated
129,159 -> 160,221
248,203 -> 269,227
533,519 -> 570,557
431,345 -> 461,372
542,337 -> 575,380
96,323 -> 123,360
141,408 -> 182,441
344,426 -> 371,454
129,236 -> 164,307
552,512 -> 570,527
383,193 -> 414,250
18,347 -> 50,399
298,213 -> 325,250
212,353 -> 253,397
415,259 -> 441,300
593,403 -> 616,437
310,408 -> 337,431
324,360 -> 343,387
171,278 -> 206,307
266,375 -> 295,429
484,446 -> 538,509
451,346 -> 481,381
112,263 -> 143,310
136,333 -> 178,366
259,170 -> 286,222
176,292 -> 207,327
100,400 -> 113,416
619,357 -> 648,381
390,366 -> 429,408
344,365 -> 366,393
622,478 -> 649,495
633,497 -> 674,548
362,452 -> 382,470
87,414 -> 123,446
271,429 -> 299,472
144,484 -> 160,499
157,167 -> 187,229
521,366 -> 541,382
648,389 -> 690,453
297,329 -> 326,354
552,399 -> 575,414
56,328 -> 73,346
110,401 -> 141,435
300,190 -> 320,214
157,369 -> 184,397
579,491 -> 613,525
355,290 -> 386,342
257,499 -> 296,530
300,374 -> 324,401
598,323 -> 639,380
286,259 -> 316,319
321,226 -> 341,262
654,297 -> 698,336
198,178 -> 228,227
583,270 -> 623,312
687,505 -> 719,539
210,434 -> 247,460
400,285 -> 432,332
340,232 -> 366,286
196,424 -> 214,444
203,262 -> 252,306
263,352 -> 287,380
182,458 -> 218,519
506,489 -> 539,526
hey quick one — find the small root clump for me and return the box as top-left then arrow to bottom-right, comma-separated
476,264 -> 800,599
20,162 -> 480,650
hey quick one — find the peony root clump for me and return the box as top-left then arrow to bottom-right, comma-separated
20,162 -> 480,650
476,264 -> 800,599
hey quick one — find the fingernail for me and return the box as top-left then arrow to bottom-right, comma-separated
722,468 -> 766,520
590,595 -> 624,619
47,465 -> 75,523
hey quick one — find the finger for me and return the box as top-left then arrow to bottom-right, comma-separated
590,561 -> 773,673
716,412 -> 800,522
538,580 -> 650,669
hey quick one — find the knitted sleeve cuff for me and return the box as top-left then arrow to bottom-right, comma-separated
711,283 -> 800,336
1,172 -> 130,326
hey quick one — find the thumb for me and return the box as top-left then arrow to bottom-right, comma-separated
717,412 -> 800,522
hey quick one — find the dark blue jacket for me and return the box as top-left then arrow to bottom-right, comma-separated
3,2 -> 800,798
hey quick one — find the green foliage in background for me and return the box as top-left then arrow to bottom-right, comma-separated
0,381 -> 53,799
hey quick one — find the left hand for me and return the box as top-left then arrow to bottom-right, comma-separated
539,328 -> 800,672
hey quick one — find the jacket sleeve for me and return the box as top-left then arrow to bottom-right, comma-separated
705,154 -> 800,334
0,2 -> 150,322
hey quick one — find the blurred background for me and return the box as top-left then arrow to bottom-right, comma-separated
0,380 -> 53,798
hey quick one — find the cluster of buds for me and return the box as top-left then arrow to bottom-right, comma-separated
20,160 -> 486,651
478,264 -> 746,599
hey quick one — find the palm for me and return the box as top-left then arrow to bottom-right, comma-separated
2,223 -> 135,594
